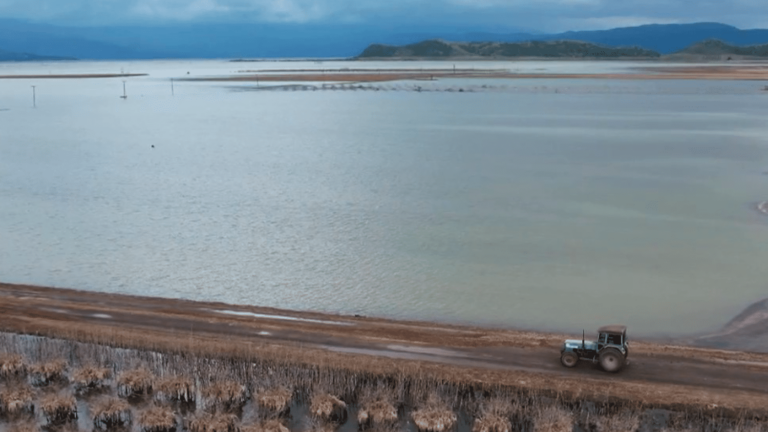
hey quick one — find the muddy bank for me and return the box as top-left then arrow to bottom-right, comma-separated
182,65 -> 768,83
694,297 -> 768,352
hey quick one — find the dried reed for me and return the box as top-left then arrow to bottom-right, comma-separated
29,359 -> 67,386
71,366 -> 112,392
0,383 -> 35,415
358,399 -> 398,426
595,411 -> 641,432
202,381 -> 249,411
118,368 -> 154,397
533,406 -> 572,432
138,405 -> 177,432
411,396 -> 456,432
92,396 -> 132,429
310,393 -> 347,423
0,354 -> 26,378
241,420 -> 290,432
256,387 -> 292,415
8,422 -> 40,432
40,393 -> 77,424
472,398 -> 512,432
189,413 -> 240,432
155,375 -> 195,403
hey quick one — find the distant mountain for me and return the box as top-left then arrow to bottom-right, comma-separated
538,23 -> 768,54
359,40 -> 660,59
674,39 -> 768,57
0,48 -> 75,61
3,19 -> 768,59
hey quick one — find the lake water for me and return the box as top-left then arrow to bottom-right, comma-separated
1,59 -> 768,337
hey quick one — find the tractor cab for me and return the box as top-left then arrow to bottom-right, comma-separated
560,325 -> 628,372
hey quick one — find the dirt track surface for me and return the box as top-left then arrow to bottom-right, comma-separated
2,282 -> 768,409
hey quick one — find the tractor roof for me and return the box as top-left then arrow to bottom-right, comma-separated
598,325 -> 627,335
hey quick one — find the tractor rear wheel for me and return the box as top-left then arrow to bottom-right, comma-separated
560,352 -> 579,368
599,348 -> 625,372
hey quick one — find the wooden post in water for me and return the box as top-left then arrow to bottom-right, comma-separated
171,78 -> 174,96
31,86 -> 36,108
120,81 -> 127,99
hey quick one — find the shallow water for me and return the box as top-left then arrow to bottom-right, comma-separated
1,60 -> 768,337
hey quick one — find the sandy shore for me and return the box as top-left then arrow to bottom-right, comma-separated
1,282 -> 768,412
184,65 -> 768,83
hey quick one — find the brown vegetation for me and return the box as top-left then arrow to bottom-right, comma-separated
533,406 -> 573,432
40,393 -> 77,424
138,405 -> 177,432
189,413 -> 240,432
256,387 -> 292,415
358,386 -> 398,428
0,383 -> 35,415
29,359 -> 67,386
155,375 -> 195,403
411,397 -> 457,432
7,422 -> 40,432
92,396 -> 132,429
202,381 -> 248,411
241,420 -> 290,432
310,393 -> 347,423
0,354 -> 26,378
71,366 -> 112,392
472,398 -> 512,432
118,368 -> 154,397
595,410 -> 641,432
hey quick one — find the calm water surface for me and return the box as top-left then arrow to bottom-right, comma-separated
1,60 -> 767,336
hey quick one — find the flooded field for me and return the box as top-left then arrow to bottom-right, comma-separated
1,60 -> 768,337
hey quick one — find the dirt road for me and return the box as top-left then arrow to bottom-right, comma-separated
1,282 -> 767,409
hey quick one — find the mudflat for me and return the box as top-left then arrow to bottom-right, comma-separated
185,64 -> 768,83
2,282 -> 767,412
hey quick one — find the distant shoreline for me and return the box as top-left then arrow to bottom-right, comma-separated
0,73 -> 148,79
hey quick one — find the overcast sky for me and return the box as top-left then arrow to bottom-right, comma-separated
0,0 -> 766,32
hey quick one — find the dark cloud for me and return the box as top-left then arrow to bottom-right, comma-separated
0,0 -> 766,31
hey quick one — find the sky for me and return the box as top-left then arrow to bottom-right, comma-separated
0,0 -> 766,32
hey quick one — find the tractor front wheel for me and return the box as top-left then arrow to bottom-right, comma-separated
560,352 -> 579,368
599,348 -> 625,372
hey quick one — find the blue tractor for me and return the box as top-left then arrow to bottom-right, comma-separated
560,325 -> 628,372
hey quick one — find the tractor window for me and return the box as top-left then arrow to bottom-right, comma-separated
607,334 -> 622,345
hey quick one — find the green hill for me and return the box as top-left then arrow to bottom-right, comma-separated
358,39 -> 660,59
674,39 -> 768,57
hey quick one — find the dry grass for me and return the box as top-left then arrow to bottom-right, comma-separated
595,411 -> 641,432
40,393 -> 77,424
29,359 -> 67,386
118,368 -> 154,397
358,399 -> 398,426
8,422 -> 40,432
0,354 -> 26,378
71,366 -> 111,391
202,381 -> 249,411
472,398 -> 512,432
156,375 -> 195,403
256,387 -> 292,414
310,393 -> 347,423
92,396 -> 132,429
241,420 -> 290,432
0,383 -> 35,415
138,405 -> 177,432
189,413 -> 240,432
533,406 -> 573,432
411,397 -> 457,432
